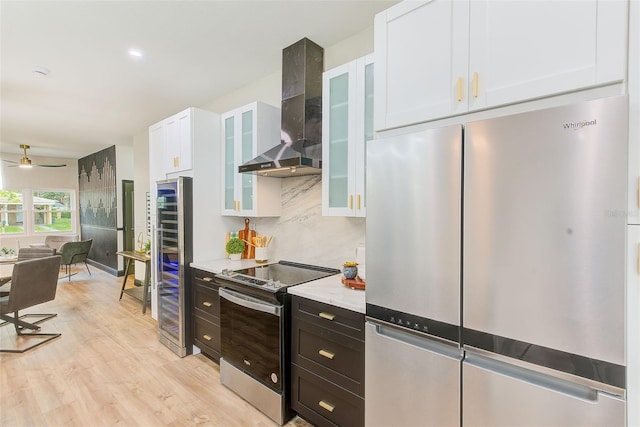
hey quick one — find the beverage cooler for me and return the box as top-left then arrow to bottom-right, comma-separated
156,177 -> 193,357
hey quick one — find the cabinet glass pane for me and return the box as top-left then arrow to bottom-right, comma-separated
363,62 -> 374,210
241,110 -> 254,163
241,110 -> 254,211
364,63 -> 374,142
329,73 -> 349,208
224,117 -> 235,210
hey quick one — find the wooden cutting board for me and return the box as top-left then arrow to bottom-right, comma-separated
238,218 -> 256,259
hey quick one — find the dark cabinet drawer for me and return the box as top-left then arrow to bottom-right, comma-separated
191,268 -> 217,286
292,296 -> 364,340
191,267 -> 221,362
193,283 -> 220,319
291,364 -> 364,427
193,315 -> 220,361
292,316 -> 364,395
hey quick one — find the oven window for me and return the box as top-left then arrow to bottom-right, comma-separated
220,295 -> 283,392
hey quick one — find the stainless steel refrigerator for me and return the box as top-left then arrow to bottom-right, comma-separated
462,96 -> 627,425
156,177 -> 193,357
365,96 -> 627,426
366,124 -> 464,426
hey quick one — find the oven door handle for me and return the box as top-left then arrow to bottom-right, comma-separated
219,288 -> 282,317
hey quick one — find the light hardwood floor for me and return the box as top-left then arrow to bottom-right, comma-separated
0,266 -> 313,427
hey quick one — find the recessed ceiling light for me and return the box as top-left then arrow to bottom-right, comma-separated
32,66 -> 50,76
128,49 -> 143,58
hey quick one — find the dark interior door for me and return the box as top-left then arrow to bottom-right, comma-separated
122,180 -> 135,257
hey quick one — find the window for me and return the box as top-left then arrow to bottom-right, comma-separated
33,191 -> 73,233
0,188 -> 76,236
0,190 -> 24,234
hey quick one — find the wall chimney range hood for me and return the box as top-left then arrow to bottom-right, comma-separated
239,38 -> 324,177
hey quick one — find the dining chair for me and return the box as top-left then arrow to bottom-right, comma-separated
0,255 -> 62,353
59,239 -> 93,281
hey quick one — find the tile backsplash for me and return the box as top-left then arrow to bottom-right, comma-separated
251,175 -> 365,269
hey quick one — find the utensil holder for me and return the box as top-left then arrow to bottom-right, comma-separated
255,247 -> 268,263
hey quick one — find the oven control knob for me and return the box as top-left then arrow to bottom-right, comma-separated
271,373 -> 278,383
221,268 -> 232,276
266,279 -> 281,289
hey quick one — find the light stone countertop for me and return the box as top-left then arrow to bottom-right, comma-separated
287,274 -> 366,314
190,258 -> 366,314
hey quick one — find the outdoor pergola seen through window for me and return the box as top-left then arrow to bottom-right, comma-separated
0,189 -> 74,234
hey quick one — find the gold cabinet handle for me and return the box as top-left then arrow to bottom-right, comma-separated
174,157 -> 179,168
203,334 -> 212,341
457,77 -> 463,102
357,194 -> 361,210
349,195 -> 353,210
203,277 -> 213,282
318,400 -> 335,413
472,72 -> 479,98
202,301 -> 213,307
319,312 -> 335,321
319,349 -> 335,360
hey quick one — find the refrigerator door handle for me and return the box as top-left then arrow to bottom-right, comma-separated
464,348 -> 625,400
367,321 -> 462,360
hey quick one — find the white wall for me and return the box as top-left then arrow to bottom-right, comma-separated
116,145 -> 134,271
132,131 -> 150,281
0,153 -> 79,250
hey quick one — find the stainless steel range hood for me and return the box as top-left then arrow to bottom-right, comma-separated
239,38 -> 324,177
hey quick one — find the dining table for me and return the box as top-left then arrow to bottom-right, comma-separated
0,256 -> 17,296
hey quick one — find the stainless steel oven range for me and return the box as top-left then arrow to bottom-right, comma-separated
214,260 -> 340,425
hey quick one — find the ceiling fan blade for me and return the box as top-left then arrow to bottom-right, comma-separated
3,160 -> 67,168
3,146 -> 67,168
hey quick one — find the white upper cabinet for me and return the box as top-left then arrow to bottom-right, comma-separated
163,109 -> 192,174
150,107 -> 213,178
374,0 -> 469,131
374,0 -> 628,131
221,101 -> 281,217
148,122 -> 166,185
468,0 -> 627,112
322,55 -> 374,217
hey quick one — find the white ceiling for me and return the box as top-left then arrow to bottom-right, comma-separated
0,0 -> 396,160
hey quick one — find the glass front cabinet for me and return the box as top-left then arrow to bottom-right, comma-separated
221,101 -> 281,217
322,54 -> 374,217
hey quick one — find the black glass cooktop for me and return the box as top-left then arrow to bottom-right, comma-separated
215,260 -> 340,300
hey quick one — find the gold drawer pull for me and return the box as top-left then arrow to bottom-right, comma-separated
202,301 -> 213,307
319,312 -> 335,321
203,334 -> 212,341
319,400 -> 335,413
203,277 -> 213,282
319,349 -> 335,360
456,76 -> 463,102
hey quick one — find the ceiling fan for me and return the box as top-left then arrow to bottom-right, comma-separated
3,144 -> 67,168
